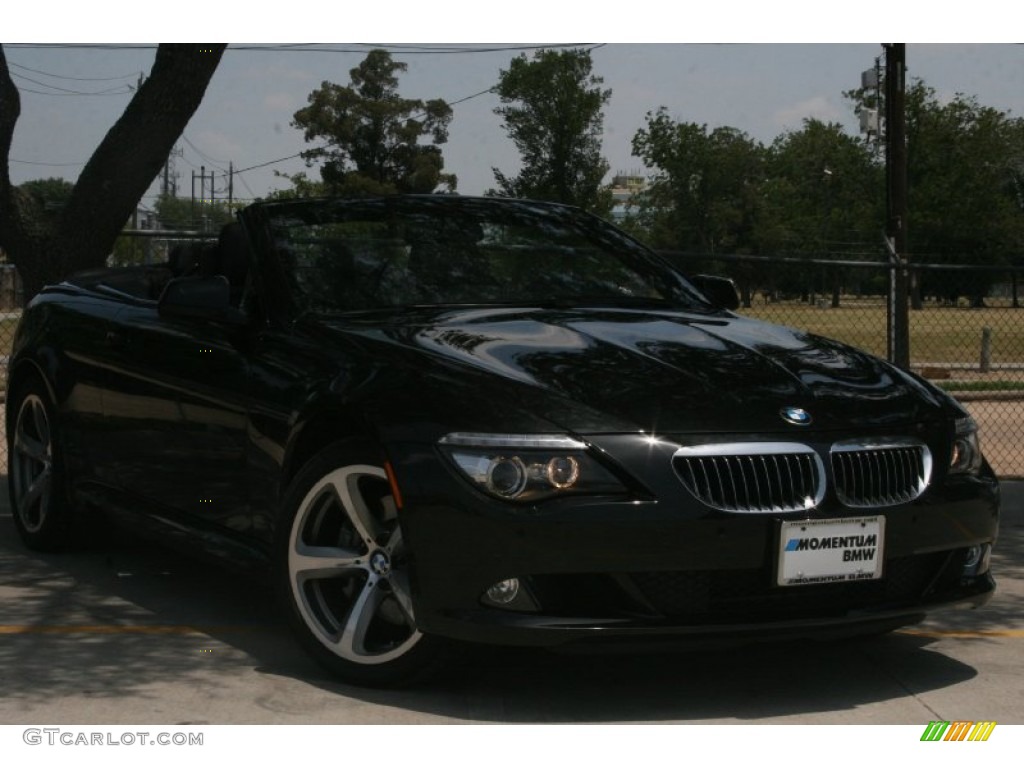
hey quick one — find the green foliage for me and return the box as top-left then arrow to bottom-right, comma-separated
16,177 -> 74,213
631,109 -> 766,254
491,48 -> 612,215
629,113 -> 883,305
290,49 -> 456,197
903,81 -> 1024,270
759,120 -> 883,303
761,119 -> 882,257
630,77 -> 1023,299
264,171 -> 327,200
153,192 -> 236,231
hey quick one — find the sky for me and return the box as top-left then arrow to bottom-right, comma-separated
5,9 -> 1024,214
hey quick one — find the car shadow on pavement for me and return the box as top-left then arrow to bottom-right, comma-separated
3,508 -> 1012,723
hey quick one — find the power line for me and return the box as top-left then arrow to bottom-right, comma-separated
446,86 -> 497,108
233,153 -> 305,175
5,43 -> 599,56
235,172 -> 257,199
10,71 -> 133,96
14,84 -> 133,97
182,135 -> 230,169
9,56 -> 545,192
348,43 -> 598,55
229,79 -> 505,177
10,158 -> 85,167
8,61 -> 142,82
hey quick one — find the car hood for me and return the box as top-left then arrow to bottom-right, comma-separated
323,306 -> 950,435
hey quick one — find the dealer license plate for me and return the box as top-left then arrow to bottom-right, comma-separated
776,516 -> 885,587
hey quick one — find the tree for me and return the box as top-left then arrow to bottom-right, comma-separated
763,120 -> 880,253
902,81 -> 1024,304
15,177 -> 74,213
491,48 -> 612,214
153,191 -> 236,231
265,170 -> 327,200
291,49 -> 455,197
1,44 -> 226,300
760,119 -> 882,305
629,111 -> 766,306
844,78 -> 1024,305
631,109 -> 765,253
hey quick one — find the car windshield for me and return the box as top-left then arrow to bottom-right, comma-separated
260,196 -> 710,314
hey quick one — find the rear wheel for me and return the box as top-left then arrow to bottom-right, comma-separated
279,443 -> 445,686
8,377 -> 74,551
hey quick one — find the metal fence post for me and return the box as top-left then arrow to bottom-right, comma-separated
980,327 -> 992,373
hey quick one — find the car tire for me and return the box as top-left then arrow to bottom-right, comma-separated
7,375 -> 75,551
278,442 -> 446,687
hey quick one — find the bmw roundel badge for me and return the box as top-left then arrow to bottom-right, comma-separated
780,406 -> 812,426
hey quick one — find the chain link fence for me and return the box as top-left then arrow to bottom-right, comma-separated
669,252 -> 1024,479
1,239 -> 1022,478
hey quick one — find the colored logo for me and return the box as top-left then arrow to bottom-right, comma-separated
780,406 -> 812,426
920,721 -> 996,742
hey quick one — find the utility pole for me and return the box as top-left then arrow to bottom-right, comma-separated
884,43 -> 910,369
191,166 -> 216,230
201,165 -> 208,232
228,161 -> 234,207
162,145 -> 182,198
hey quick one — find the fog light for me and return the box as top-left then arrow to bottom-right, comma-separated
962,544 -> 992,577
964,546 -> 982,569
485,578 -> 521,604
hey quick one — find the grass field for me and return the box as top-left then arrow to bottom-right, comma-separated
739,302 -> 1024,367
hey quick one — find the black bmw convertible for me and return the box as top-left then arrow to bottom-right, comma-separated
5,195 -> 999,686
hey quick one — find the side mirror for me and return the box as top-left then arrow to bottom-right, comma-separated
158,275 -> 247,325
690,274 -> 740,311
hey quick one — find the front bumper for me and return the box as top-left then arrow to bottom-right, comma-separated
388,435 -> 1000,650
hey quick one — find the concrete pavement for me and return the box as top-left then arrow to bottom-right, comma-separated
0,481 -> 1019,723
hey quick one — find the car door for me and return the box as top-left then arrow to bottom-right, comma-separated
41,294 -> 124,486
99,298 -> 252,531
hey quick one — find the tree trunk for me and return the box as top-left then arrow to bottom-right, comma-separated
10,236 -> 55,301
910,269 -> 923,310
740,282 -> 752,309
1,44 -> 226,303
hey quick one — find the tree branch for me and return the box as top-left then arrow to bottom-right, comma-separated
57,44 -> 226,270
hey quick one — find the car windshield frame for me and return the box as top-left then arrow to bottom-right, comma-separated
254,196 -> 713,316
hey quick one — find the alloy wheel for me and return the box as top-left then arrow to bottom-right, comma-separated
11,393 -> 54,535
287,464 -> 421,665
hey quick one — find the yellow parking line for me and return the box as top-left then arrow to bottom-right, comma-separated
0,624 -> 259,635
897,628 -> 1024,638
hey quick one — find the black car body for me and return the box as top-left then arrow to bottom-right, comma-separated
6,196 -> 999,685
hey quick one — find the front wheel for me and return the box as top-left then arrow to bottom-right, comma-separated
278,443 -> 445,686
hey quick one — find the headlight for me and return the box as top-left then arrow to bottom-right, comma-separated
949,416 -> 983,475
439,432 -> 625,503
